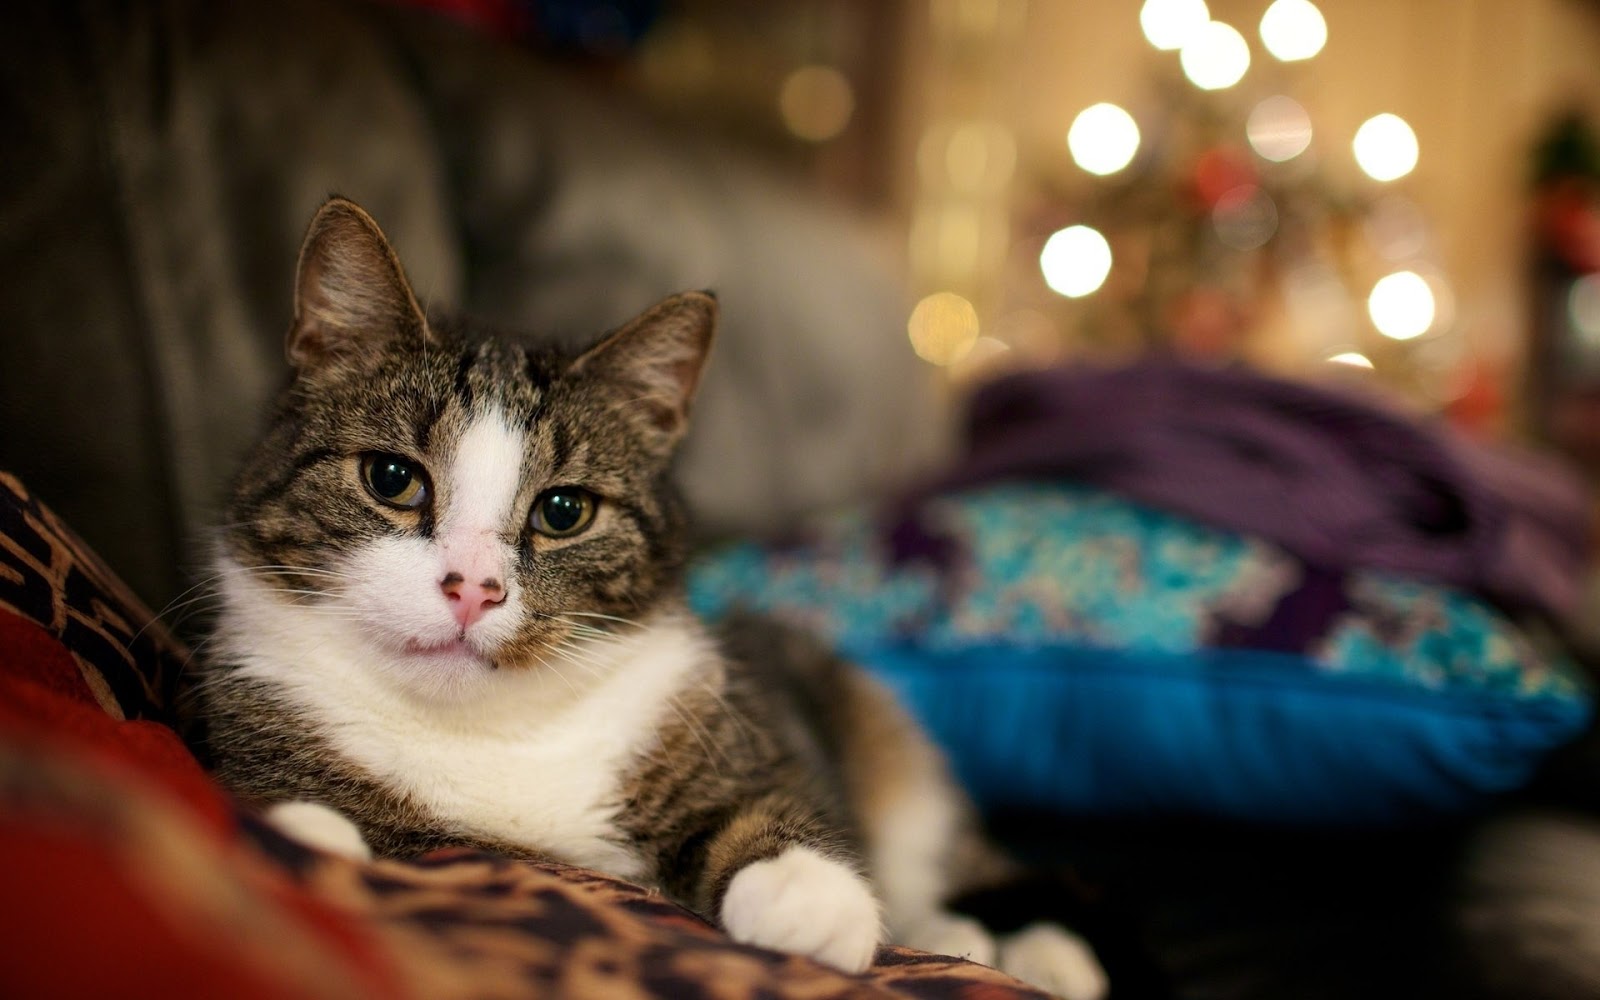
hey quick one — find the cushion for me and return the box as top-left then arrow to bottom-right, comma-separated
0,470 -> 1058,999
687,483 -> 1593,825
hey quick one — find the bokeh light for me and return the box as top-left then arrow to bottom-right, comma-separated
1353,114 -> 1418,182
1181,21 -> 1251,91
778,65 -> 854,142
1040,225 -> 1113,298
1212,185 -> 1279,251
1364,195 -> 1428,260
1140,0 -> 1210,51
1368,270 -> 1435,339
1570,274 -> 1600,346
1327,351 -> 1375,368
1259,0 -> 1327,61
1068,103 -> 1141,176
908,292 -> 981,365
1246,96 -> 1313,162
918,121 -> 1017,195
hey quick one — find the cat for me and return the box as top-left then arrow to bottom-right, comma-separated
196,196 -> 1109,999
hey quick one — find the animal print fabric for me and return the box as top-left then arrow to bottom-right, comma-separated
0,471 -> 1049,999
0,472 -> 188,722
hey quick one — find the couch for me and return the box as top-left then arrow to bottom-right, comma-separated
3,2 -> 1600,998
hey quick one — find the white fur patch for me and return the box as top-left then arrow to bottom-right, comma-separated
214,561 -> 711,877
441,409 -> 524,542
998,922 -> 1109,1000
898,912 -> 996,967
265,800 -> 372,862
721,846 -> 883,974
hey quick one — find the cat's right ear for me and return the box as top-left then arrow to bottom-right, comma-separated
286,197 -> 429,369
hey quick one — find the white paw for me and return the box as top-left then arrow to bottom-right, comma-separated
721,846 -> 883,973
999,922 -> 1108,1000
263,800 -> 372,862
898,911 -> 998,967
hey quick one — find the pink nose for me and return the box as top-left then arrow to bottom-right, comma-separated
440,572 -> 506,629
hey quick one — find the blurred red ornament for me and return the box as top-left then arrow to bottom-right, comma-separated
1167,286 -> 1247,358
1190,147 -> 1258,210
1534,180 -> 1600,273
1443,359 -> 1505,436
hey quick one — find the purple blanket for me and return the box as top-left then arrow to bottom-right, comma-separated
922,360 -> 1592,619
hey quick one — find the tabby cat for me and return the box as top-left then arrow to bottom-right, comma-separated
198,197 -> 1108,998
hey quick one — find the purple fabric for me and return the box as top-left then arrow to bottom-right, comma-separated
921,360 -> 1593,619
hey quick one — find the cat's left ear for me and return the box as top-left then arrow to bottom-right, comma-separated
287,197 -> 430,369
572,291 -> 718,445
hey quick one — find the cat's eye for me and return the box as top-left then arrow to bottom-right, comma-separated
529,488 -> 597,538
360,453 -> 430,509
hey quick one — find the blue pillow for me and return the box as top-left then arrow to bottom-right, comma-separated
688,484 -> 1592,825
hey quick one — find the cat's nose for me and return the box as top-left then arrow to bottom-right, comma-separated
440,572 -> 506,629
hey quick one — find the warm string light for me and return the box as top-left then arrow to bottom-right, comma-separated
1040,226 -> 1113,298
1328,351 -> 1375,369
1259,0 -> 1327,61
1570,275 -> 1600,346
1015,1 -> 1459,379
1068,103 -> 1141,176
1247,96 -> 1312,162
1140,0 -> 1209,51
778,66 -> 855,142
1353,114 -> 1419,182
1367,271 -> 1435,340
908,291 -> 981,365
1180,20 -> 1250,90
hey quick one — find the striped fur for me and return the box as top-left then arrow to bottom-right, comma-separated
198,198 -> 1107,994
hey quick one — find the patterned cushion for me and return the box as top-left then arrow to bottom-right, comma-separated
0,471 -> 1054,999
688,483 -> 1594,824
0,471 -> 188,723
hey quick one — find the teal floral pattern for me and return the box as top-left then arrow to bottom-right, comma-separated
688,483 -> 1585,702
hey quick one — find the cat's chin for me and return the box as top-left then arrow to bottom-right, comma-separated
379,640 -> 505,704
402,636 -> 489,661
395,636 -> 505,680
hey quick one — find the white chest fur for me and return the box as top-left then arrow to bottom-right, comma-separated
214,565 -> 711,878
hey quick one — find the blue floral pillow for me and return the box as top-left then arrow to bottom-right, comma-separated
688,484 -> 1591,825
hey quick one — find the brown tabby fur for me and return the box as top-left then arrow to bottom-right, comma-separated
199,198 -> 1032,959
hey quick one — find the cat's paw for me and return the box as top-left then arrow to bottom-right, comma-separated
898,910 -> 998,967
721,846 -> 883,973
998,922 -> 1108,1000
263,800 -> 372,862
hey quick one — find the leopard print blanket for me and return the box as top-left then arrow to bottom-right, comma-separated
0,471 -> 1052,999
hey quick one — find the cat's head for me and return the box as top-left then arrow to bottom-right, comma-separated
222,197 -> 716,699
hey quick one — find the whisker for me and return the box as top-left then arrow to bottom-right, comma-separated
664,693 -> 724,775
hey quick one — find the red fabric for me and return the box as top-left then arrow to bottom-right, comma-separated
0,609 -> 411,998
0,826 -> 306,1000
0,611 -> 232,835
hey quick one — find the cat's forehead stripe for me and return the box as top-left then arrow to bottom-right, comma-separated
451,340 -> 549,430
442,408 -> 526,539
453,349 -> 478,409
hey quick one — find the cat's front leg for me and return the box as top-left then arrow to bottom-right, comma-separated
699,799 -> 883,973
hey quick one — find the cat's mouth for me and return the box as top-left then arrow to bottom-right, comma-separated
402,635 -> 497,668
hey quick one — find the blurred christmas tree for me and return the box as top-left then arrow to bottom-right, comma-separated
1529,110 -> 1600,471
914,0 -> 1481,423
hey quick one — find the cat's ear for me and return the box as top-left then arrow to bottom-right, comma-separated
572,291 -> 718,444
287,197 -> 429,369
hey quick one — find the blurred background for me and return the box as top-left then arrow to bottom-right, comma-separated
455,0 -> 1600,461
5,3 -> 1600,999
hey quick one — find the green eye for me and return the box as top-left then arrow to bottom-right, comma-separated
529,488 -> 597,538
360,453 -> 429,509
